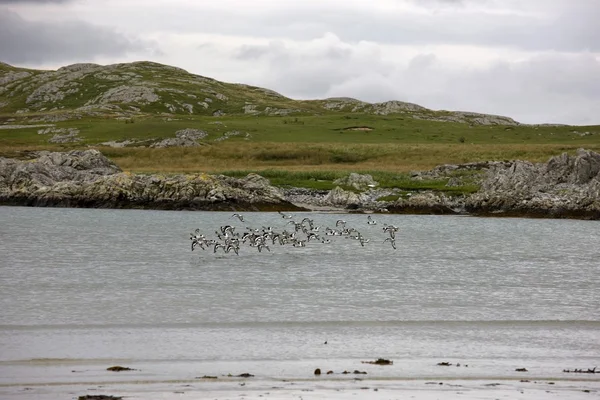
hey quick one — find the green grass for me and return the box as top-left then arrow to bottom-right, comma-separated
2,60 -> 600,198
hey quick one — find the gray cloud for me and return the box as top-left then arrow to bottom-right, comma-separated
0,10 -> 156,64
0,0 -> 71,3
223,36 -> 600,124
93,0 -> 600,53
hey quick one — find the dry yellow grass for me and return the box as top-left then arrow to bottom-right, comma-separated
2,142 -> 597,175
96,143 -> 599,174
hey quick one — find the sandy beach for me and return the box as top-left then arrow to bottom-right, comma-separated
3,376 -> 599,400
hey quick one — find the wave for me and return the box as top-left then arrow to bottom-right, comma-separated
1,319 -> 599,331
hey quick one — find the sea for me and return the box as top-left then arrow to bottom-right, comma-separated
0,206 -> 599,399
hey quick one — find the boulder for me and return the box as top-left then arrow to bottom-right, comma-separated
324,186 -> 365,208
466,148 -> 600,218
0,150 -> 298,211
333,173 -> 378,190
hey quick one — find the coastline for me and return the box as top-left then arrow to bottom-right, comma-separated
0,148 -> 599,220
2,369 -> 598,399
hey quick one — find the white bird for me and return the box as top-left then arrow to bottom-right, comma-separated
232,213 -> 244,222
278,211 -> 293,219
384,237 -> 397,250
367,215 -> 377,225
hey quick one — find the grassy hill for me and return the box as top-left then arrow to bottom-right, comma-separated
1,60 -> 599,192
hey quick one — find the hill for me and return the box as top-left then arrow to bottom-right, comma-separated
1,60 -> 599,186
0,60 -> 519,125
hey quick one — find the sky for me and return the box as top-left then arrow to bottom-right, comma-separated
1,0 -> 599,125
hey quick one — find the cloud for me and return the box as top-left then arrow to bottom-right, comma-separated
204,34 -> 599,124
0,0 -> 72,3
1,0 -> 598,124
0,10 -> 158,65
85,0 -> 599,53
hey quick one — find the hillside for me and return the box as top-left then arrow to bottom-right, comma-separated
0,61 -> 519,125
1,61 -> 599,181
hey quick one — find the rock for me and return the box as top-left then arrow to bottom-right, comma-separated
324,186 -> 366,208
243,104 -> 259,114
361,358 -> 393,365
466,148 -> 600,218
0,150 -> 299,211
370,100 -> 426,115
150,128 -> 207,148
237,373 -> 254,378
563,367 -> 597,374
89,85 -> 159,105
48,131 -> 81,143
516,368 -> 528,372
333,173 -> 378,190
437,362 -> 452,366
213,130 -> 251,142
78,396 -> 122,400
314,368 -> 321,375
100,139 -> 139,148
106,366 -> 134,371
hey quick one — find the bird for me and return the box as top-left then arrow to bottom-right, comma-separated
384,237 -> 397,249
367,215 -> 377,225
278,211 -> 293,219
232,213 -> 244,222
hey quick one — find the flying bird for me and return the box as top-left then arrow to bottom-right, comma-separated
232,213 -> 244,222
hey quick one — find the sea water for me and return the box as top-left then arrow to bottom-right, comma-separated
0,207 -> 599,398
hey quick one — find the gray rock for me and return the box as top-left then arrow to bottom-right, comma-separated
89,85 -> 159,105
213,131 -> 251,142
333,173 -> 378,190
466,148 -> 600,218
150,128 -> 207,148
324,187 -> 366,207
0,71 -> 31,86
243,104 -> 259,114
0,150 -> 296,211
49,132 -> 81,143
369,100 -> 426,114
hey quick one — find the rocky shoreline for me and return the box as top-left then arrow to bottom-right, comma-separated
0,149 -> 599,219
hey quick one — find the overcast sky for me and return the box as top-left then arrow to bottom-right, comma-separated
1,0 -> 599,125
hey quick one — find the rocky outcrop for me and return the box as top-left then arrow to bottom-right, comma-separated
3,61 -> 522,125
0,150 -> 303,211
333,173 -> 378,190
150,128 -> 207,148
1,149 -> 598,219
284,149 -> 600,219
465,148 -> 600,218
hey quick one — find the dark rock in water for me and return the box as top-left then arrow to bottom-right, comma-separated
237,373 -> 254,378
197,375 -> 218,379
326,370 -> 334,375
106,366 -> 134,372
563,367 -> 597,374
362,358 -> 393,365
314,368 -> 321,375
516,368 -> 528,372
437,362 -> 452,366
78,396 -> 122,400
353,370 -> 367,374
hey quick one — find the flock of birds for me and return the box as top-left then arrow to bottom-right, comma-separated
189,211 -> 400,256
